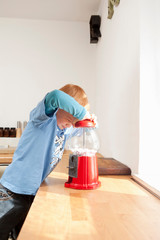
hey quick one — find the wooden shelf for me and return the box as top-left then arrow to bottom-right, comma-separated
0,147 -> 16,164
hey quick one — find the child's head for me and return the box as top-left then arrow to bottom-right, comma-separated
57,84 -> 89,130
59,84 -> 89,111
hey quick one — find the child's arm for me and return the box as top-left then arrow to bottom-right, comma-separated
45,90 -> 87,120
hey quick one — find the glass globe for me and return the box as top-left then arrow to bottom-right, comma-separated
67,127 -> 100,156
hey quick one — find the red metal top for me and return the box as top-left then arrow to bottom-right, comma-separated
75,119 -> 95,128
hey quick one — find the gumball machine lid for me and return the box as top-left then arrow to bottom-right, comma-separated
75,119 -> 96,128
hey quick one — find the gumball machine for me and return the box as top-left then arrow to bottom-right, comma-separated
65,119 -> 101,190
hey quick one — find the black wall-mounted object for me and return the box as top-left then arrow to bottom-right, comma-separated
89,15 -> 101,44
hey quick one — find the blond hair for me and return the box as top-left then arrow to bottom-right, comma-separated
59,84 -> 89,110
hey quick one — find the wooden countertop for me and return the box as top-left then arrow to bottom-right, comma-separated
18,153 -> 160,240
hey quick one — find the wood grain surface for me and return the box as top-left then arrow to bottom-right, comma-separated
18,153 -> 160,240
98,158 -> 131,175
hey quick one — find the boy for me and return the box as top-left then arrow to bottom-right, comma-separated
0,84 -> 92,240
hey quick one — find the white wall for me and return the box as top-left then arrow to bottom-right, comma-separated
95,0 -> 139,173
0,18 -> 96,127
2,1 -> 159,191
139,0 -> 160,190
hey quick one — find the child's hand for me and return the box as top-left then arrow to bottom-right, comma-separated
83,111 -> 98,128
90,113 -> 98,128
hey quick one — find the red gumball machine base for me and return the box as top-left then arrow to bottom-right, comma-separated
65,154 -> 101,190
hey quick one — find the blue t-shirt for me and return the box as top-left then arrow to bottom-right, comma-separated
0,90 -> 86,195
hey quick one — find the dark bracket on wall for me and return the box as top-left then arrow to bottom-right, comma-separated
89,15 -> 102,44
108,0 -> 120,19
